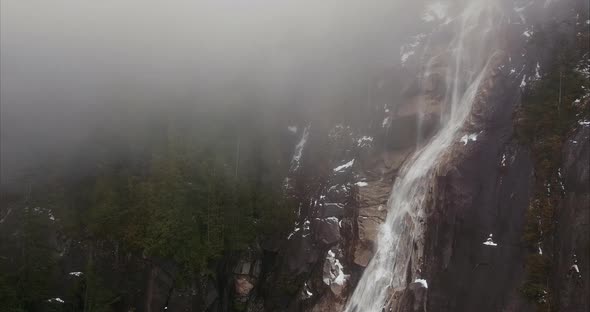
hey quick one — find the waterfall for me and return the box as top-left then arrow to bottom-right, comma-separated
344,1 -> 504,311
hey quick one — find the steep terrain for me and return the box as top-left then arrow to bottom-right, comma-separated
0,0 -> 589,311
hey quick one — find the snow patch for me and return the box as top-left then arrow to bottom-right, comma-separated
520,74 -> 527,88
48,298 -> 65,303
382,116 -> 391,128
534,62 -> 541,79
289,125 -> 310,172
69,272 -> 83,277
483,233 -> 498,247
357,136 -> 374,147
558,168 -> 565,192
303,282 -> 313,299
400,34 -> 426,65
333,159 -> 355,172
414,279 -> 428,288
31,207 -> 56,222
355,181 -> 368,187
288,126 -> 298,134
460,133 -> 478,145
287,219 -> 311,240
523,29 -> 533,38
324,250 -> 349,287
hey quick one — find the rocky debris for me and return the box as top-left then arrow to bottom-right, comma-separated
322,249 -> 350,297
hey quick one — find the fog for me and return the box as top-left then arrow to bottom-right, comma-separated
1,0 -> 429,188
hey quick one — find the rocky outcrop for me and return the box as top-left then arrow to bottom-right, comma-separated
232,250 -> 263,308
353,180 -> 390,267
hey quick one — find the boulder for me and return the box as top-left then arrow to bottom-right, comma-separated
313,217 -> 341,245
234,275 -> 255,301
318,202 -> 346,218
322,249 -> 349,297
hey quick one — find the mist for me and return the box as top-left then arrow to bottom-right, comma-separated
1,0 -> 431,188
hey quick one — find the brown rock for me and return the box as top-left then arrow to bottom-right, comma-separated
234,275 -> 255,299
353,180 -> 391,267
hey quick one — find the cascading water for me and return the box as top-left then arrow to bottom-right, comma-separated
345,1 -> 504,311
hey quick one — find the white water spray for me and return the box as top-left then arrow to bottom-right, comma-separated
345,1 -> 503,311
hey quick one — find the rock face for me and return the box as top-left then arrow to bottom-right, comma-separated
233,251 -> 262,307
1,2 -> 587,312
553,126 -> 590,311
314,217 -> 341,245
353,180 -> 390,267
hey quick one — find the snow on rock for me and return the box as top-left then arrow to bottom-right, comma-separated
355,181 -> 368,187
288,126 -> 298,134
534,62 -> 541,80
400,34 -> 426,65
501,153 -> 507,167
333,159 -> 355,172
323,249 -> 349,296
69,272 -> 83,277
325,216 -> 340,223
30,207 -> 56,222
302,220 -> 310,232
302,282 -> 313,299
357,136 -> 374,147
382,116 -> 391,128
414,278 -> 428,289
579,120 -> 590,127
287,227 -> 300,240
483,233 -> 498,247
460,133 -> 478,145
48,298 -> 65,303
520,74 -> 527,89
289,125 -> 310,172
287,219 -> 311,240
558,168 -> 565,192
523,29 -> 533,37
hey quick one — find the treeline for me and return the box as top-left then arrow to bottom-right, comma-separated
516,19 -> 589,308
0,110 -> 297,311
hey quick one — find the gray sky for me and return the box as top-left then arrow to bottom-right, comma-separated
1,0 -> 429,186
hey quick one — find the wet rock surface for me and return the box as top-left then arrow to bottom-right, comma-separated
353,179 -> 390,267
553,127 -> 590,311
